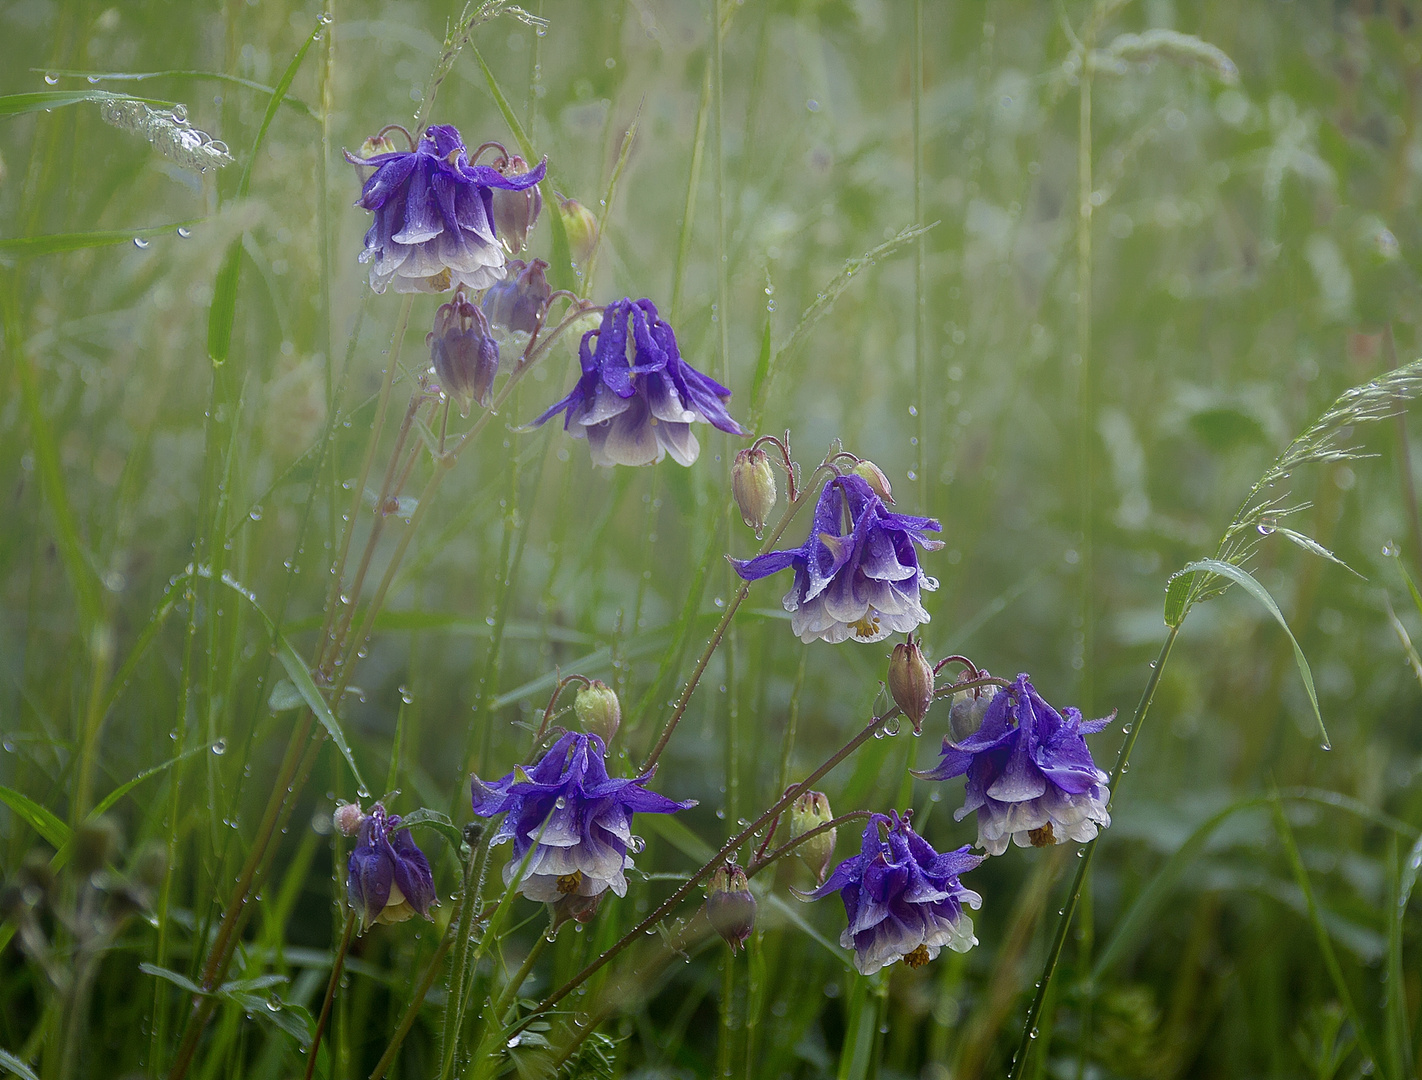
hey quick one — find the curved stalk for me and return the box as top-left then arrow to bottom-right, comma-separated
1006,624 -> 1179,1080
304,910 -> 356,1080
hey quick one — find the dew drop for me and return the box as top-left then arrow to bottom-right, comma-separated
87,75 -> 101,84
44,73 -> 59,84
249,506 -> 263,521
177,226 -> 192,238
133,237 -> 150,249
212,739 -> 227,755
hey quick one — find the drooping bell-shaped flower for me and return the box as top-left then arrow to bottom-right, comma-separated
345,123 -> 547,294
528,297 -> 744,467
800,811 -> 981,976
705,864 -> 757,954
481,257 -> 551,337
428,289 -> 500,416
914,674 -> 1114,856
731,473 -> 941,644
471,732 -> 695,902
490,154 -> 544,253
346,803 -> 436,933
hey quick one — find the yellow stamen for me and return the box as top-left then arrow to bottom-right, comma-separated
1028,823 -> 1056,848
903,944 -> 931,969
427,268 -> 452,291
556,871 -> 583,895
850,612 -> 881,639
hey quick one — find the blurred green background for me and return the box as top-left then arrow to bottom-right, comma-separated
2,0 -> 1422,1077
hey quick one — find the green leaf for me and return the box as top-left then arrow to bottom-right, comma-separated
198,566 -> 369,792
0,784 -> 70,850
140,962 -> 205,996
397,808 -> 465,853
0,89 -> 170,117
749,311 -> 774,411
0,1048 -> 40,1080
1275,526 -> 1362,577
0,220 -> 203,260
638,812 -> 716,864
1163,568 -> 1196,627
1180,558 -> 1328,747
268,678 -> 305,712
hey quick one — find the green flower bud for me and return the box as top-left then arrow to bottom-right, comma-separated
789,791 -> 836,883
851,459 -> 894,504
949,682 -> 999,742
888,638 -> 934,734
574,680 -> 621,742
557,195 -> 599,263
732,447 -> 778,538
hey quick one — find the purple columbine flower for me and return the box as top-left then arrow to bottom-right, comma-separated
345,124 -> 547,294
471,731 -> 695,902
731,474 -> 941,644
346,803 -> 436,932
801,811 -> 982,976
528,298 -> 744,467
913,674 -> 1114,856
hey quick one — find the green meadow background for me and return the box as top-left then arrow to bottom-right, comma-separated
2,1 -> 1421,1077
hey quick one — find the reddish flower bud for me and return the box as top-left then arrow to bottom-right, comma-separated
492,154 -> 544,253
482,258 -> 551,336
705,864 -> 756,953
333,802 -> 366,837
888,638 -> 934,734
428,290 -> 500,417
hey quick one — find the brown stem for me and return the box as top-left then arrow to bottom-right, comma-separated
513,675 -> 1004,1036
304,911 -> 356,1080
745,811 -> 872,879
529,674 -> 592,752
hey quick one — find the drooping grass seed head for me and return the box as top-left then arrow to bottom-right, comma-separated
789,791 -> 837,882
491,154 -> 544,253
428,291 -> 500,417
705,864 -> 756,953
732,447 -> 778,537
574,679 -> 621,742
482,257 -> 552,337
888,638 -> 935,734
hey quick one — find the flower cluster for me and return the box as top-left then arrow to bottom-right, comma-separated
471,731 -> 695,902
915,674 -> 1114,855
530,297 -> 744,467
732,473 -> 941,644
803,812 -> 981,976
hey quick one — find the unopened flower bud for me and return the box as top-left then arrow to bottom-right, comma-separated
949,681 -> 999,743
482,258 -> 551,336
549,888 -> 602,929
353,133 -> 398,183
789,791 -> 836,883
492,154 -> 544,253
732,447 -> 778,538
428,291 -> 500,417
574,680 -> 621,742
852,459 -> 894,504
705,864 -> 756,953
557,195 -> 599,263
888,639 -> 934,734
334,802 -> 366,837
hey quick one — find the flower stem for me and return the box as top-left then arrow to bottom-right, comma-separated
493,919 -> 555,1020
1006,623 -> 1179,1080
640,460 -> 836,773
304,910 -> 356,1080
517,676 -> 1003,1037
367,891 -> 465,1080
745,811 -> 871,879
